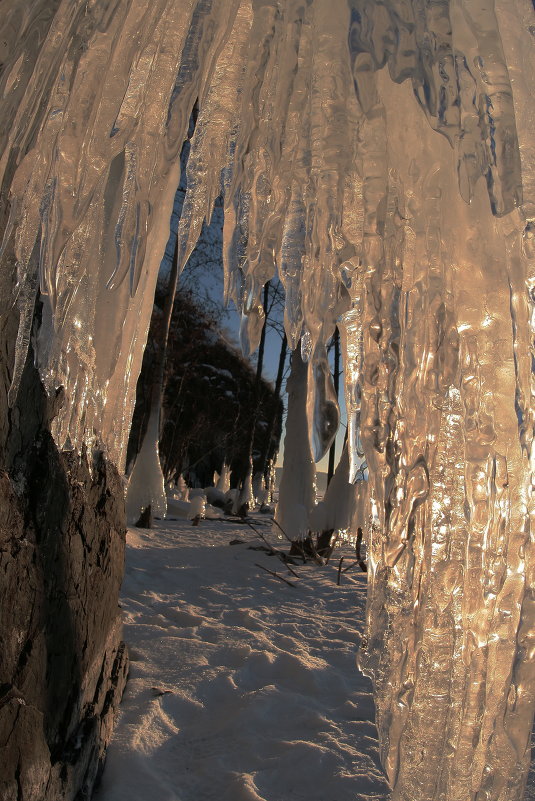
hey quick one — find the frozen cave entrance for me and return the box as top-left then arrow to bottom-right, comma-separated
1,2 -> 535,800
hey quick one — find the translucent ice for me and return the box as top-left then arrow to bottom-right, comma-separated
1,2 -> 534,799
125,407 -> 167,523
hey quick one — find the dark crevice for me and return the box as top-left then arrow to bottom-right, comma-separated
15,757 -> 23,801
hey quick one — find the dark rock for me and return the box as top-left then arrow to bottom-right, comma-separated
0,310 -> 128,801
289,535 -> 315,559
316,528 -> 335,558
135,505 -> 152,529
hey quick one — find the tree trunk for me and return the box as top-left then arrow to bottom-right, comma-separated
154,236 -> 181,428
327,327 -> 340,486
251,281 -> 270,455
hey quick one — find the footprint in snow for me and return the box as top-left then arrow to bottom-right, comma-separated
165,607 -> 204,627
233,649 -> 321,695
221,608 -> 264,631
208,643 -> 253,668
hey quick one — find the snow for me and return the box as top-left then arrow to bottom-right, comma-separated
200,364 -> 234,381
94,517 -> 388,801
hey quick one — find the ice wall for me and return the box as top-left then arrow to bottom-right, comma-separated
1,2 -> 534,799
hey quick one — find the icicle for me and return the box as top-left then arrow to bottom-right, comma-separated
306,343 -> 340,463
239,309 -> 264,358
175,0 -> 252,271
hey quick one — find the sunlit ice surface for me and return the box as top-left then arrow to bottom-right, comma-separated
1,1 -> 534,798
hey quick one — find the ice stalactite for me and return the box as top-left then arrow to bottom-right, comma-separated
0,0 -> 238,468
1,1 -> 534,799
355,45 -> 535,796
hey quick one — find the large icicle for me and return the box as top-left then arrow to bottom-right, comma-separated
357,55 -> 535,800
1,3 -> 534,800
0,0 -> 239,467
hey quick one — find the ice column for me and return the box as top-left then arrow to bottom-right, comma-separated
353,6 -> 535,796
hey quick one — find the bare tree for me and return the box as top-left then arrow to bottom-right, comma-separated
327,326 -> 341,486
260,331 -> 288,486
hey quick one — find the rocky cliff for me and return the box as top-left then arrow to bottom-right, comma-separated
0,329 -> 128,800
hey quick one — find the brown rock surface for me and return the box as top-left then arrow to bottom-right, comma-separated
0,327 -> 128,800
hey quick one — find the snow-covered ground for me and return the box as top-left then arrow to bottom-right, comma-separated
95,517 -> 389,801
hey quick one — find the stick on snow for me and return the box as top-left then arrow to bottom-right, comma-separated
246,520 -> 300,575
254,563 -> 296,588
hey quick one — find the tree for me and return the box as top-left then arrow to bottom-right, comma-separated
234,279 -> 288,494
260,331 -> 288,488
127,287 -> 283,492
326,326 -> 341,486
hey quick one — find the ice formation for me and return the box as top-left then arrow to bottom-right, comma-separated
125,407 -> 167,523
309,443 -> 368,536
1,1 -> 534,799
215,464 -> 231,494
275,347 -> 317,541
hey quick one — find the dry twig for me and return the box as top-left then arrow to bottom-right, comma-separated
270,518 -> 324,565
254,562 -> 296,588
337,557 -> 344,586
246,520 -> 301,578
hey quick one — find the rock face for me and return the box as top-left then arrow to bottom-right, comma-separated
0,334 -> 128,800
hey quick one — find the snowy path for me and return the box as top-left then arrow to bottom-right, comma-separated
95,518 -> 389,801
